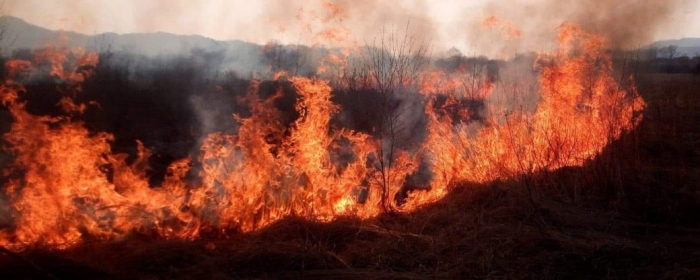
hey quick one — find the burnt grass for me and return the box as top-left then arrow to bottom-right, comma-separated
1,67 -> 700,279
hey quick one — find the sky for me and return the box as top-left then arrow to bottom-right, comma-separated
5,0 -> 700,55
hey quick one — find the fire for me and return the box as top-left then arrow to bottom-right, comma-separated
0,23 -> 644,250
0,49 -> 196,249
482,15 -> 522,40
321,1 -> 346,23
420,66 -> 494,100
190,77 -> 379,231
412,23 -> 644,207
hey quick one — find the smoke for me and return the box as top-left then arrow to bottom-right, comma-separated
7,0 -> 696,58
6,0 -> 436,49
254,0 -> 437,49
460,0 -> 693,58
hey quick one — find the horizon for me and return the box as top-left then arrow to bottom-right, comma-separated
2,14 -> 699,59
4,0 -> 700,57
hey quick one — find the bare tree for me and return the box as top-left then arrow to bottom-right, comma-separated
660,45 -> 678,60
345,24 -> 429,213
459,59 -> 492,100
668,45 -> 678,59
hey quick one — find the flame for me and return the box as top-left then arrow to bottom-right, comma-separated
317,27 -> 352,45
482,15 -> 522,40
420,67 -> 494,100
412,23 -> 644,206
0,49 -> 196,249
0,23 -> 644,250
321,1 -> 346,23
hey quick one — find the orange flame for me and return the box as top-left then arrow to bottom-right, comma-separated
482,15 -> 522,40
413,23 -> 644,206
0,23 -> 644,250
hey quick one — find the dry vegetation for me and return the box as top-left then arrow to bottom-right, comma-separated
0,71 -> 699,279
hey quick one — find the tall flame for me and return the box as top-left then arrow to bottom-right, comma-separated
0,24 -> 644,250
413,23 -> 645,207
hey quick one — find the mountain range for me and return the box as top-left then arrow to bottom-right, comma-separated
0,16 -> 262,57
1,15 -> 699,59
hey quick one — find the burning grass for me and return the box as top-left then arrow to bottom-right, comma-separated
0,22 -> 699,279
2,170 -> 700,279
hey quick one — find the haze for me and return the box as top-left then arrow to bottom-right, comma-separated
5,0 -> 700,56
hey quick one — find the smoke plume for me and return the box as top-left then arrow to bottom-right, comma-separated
460,0 -> 692,57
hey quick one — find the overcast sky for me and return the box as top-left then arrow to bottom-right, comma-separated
5,0 -> 700,55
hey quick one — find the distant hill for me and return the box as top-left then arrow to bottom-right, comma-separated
0,16 -> 261,56
649,38 -> 700,57
1,15 -> 698,64
0,16 -> 280,75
